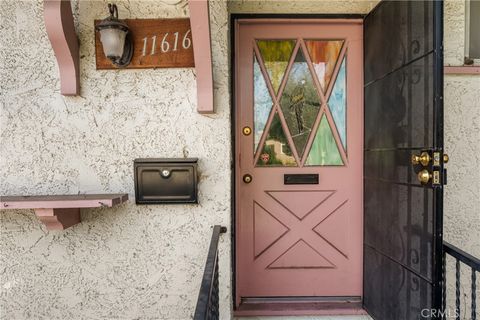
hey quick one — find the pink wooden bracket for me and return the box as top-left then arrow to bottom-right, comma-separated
188,0 -> 214,114
44,0 -> 80,96
34,208 -> 81,230
1,194 -> 128,230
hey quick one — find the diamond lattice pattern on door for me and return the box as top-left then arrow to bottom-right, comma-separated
254,39 -> 347,167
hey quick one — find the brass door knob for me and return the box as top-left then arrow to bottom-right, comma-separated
443,154 -> 449,164
417,169 -> 432,185
411,152 -> 431,167
243,174 -> 252,184
242,126 -> 252,136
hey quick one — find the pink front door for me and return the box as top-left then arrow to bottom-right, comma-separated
235,20 -> 364,303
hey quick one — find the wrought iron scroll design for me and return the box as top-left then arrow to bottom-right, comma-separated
193,225 -> 227,320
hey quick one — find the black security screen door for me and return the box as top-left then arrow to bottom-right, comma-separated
363,1 -> 444,319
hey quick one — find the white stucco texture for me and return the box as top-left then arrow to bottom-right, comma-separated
0,0 -> 478,319
443,1 -> 480,316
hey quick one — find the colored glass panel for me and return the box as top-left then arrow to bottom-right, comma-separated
305,40 -> 344,93
279,48 -> 321,158
256,112 -> 297,167
328,56 -> 347,150
306,114 -> 343,166
254,55 -> 273,154
257,40 -> 296,94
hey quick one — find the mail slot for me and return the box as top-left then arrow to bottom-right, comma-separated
284,174 -> 319,185
134,158 -> 198,204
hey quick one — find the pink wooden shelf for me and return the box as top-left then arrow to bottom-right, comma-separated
1,194 -> 128,230
444,66 -> 480,74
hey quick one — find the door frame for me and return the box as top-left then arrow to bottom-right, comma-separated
230,13 -> 367,310
432,2 -> 444,312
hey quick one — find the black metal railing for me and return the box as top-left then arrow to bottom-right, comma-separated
442,241 -> 480,320
193,225 -> 227,320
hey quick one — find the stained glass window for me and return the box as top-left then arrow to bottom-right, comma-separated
306,114 -> 343,166
253,38 -> 347,167
254,54 -> 273,154
305,40 -> 343,93
257,40 -> 296,94
328,56 -> 347,150
256,112 -> 297,167
279,48 -> 321,159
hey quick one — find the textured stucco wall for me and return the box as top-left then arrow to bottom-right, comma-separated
444,0 -> 480,256
0,0 -> 231,319
1,0 -> 478,319
443,0 -> 480,316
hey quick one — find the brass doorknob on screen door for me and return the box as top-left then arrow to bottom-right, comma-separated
411,152 -> 431,166
243,126 -> 252,136
243,174 -> 252,184
417,169 -> 432,185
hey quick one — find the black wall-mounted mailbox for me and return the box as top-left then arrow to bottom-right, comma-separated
134,158 -> 198,204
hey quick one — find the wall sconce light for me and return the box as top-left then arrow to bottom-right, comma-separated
95,4 -> 133,68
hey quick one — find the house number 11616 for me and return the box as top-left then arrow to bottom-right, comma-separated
142,30 -> 192,56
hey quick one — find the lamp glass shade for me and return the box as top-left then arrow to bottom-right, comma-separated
99,28 -> 127,59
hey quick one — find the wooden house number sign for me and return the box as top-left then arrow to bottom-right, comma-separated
95,18 -> 194,69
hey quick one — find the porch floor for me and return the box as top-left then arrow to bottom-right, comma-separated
236,316 -> 372,320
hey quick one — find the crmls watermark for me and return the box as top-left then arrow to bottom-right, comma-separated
421,308 -> 459,319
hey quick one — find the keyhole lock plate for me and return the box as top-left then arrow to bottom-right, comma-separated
161,169 -> 171,178
243,174 -> 252,184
